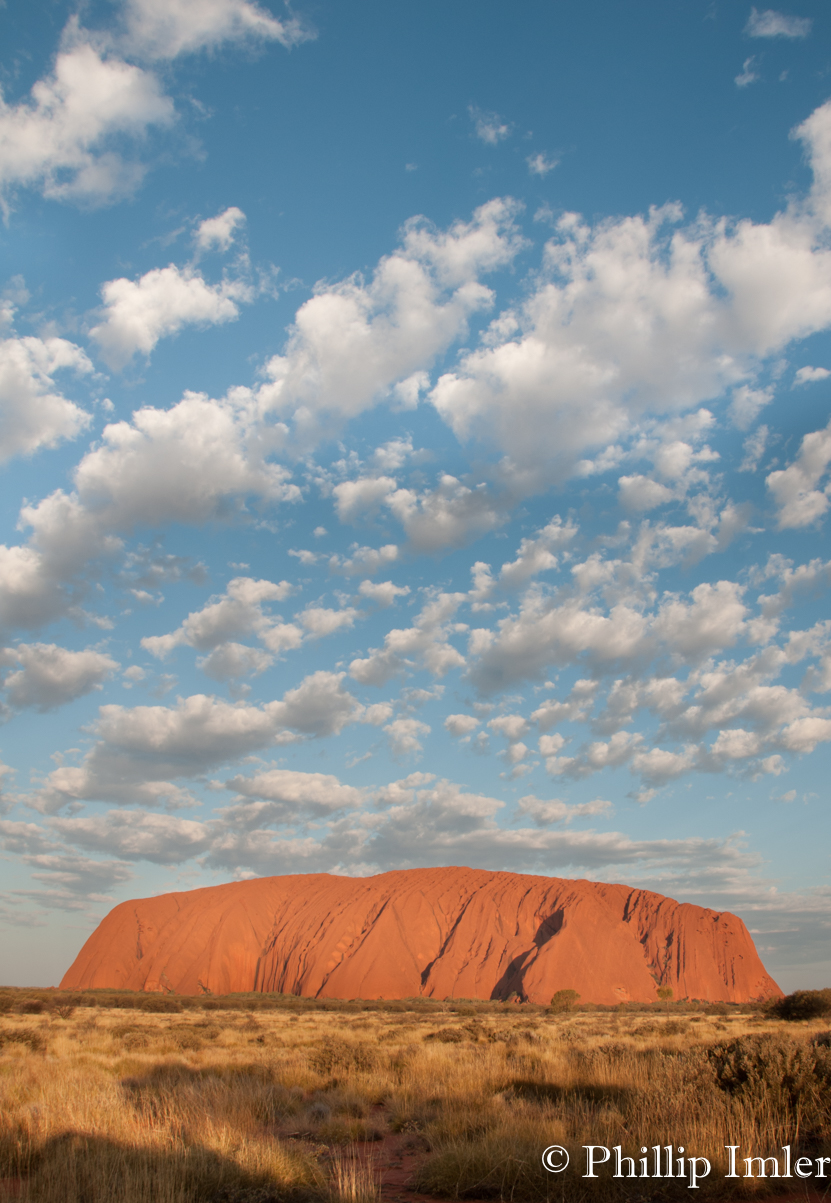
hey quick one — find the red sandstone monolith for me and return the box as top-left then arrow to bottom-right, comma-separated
59,867 -> 782,1004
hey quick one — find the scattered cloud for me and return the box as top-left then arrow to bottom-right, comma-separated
350,592 -> 466,686
729,384 -> 773,430
297,605 -> 360,639
469,106 -> 512,145
739,424 -> 769,473
330,544 -> 399,577
27,670 -> 368,814
0,0 -> 311,212
224,768 -> 365,820
118,0 -> 313,60
745,7 -> 812,38
194,206 -> 246,253
527,152 -> 558,177
141,577 -> 295,659
257,198 -> 526,448
357,580 -> 410,607
430,111 -> 831,481
0,390 -> 300,635
793,366 -> 830,386
444,713 -> 479,738
384,717 -> 430,757
735,57 -> 760,87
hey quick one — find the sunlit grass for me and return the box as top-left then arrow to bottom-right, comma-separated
0,990 -> 828,1202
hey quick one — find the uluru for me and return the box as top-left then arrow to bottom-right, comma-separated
60,867 -> 782,1005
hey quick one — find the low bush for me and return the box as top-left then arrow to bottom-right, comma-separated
308,1038 -> 377,1074
770,988 -> 831,1021
17,998 -> 48,1015
550,989 -> 580,1013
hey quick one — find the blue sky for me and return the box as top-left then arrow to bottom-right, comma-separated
1,0 -> 830,991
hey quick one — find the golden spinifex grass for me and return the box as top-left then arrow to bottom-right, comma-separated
0,990 -> 829,1203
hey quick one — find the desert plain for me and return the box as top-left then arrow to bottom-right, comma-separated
1,986 -> 830,1203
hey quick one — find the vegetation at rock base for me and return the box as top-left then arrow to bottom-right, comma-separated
0,986 -> 829,1203
549,989 -> 580,1013
768,988 -> 831,1022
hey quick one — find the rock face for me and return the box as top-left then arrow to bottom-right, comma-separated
60,867 -> 782,1004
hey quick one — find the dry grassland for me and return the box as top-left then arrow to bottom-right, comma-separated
0,991 -> 829,1203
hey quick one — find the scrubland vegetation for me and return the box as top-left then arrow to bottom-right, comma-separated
0,988 -> 829,1203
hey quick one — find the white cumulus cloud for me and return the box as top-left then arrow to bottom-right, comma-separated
444,713 -> 480,737
90,263 -> 251,369
357,580 -> 410,607
767,416 -> 831,528
1,643 -> 118,710
0,390 -> 300,635
430,103 -> 831,485
793,366 -> 830,386
384,717 -> 431,757
0,334 -> 92,462
224,768 -> 365,820
28,671 -> 367,813
254,198 -> 526,447
141,576 -> 294,659
0,36 -> 174,208
195,206 -> 246,252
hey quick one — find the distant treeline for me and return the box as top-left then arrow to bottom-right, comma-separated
2,985 -> 822,1017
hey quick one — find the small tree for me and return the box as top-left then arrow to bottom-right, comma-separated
657,987 -> 673,1001
550,989 -> 580,1013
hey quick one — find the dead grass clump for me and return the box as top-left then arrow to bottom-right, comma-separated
327,1147 -> 380,1203
308,1039 -> 377,1076
0,1027 -> 46,1054
169,1026 -> 221,1052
